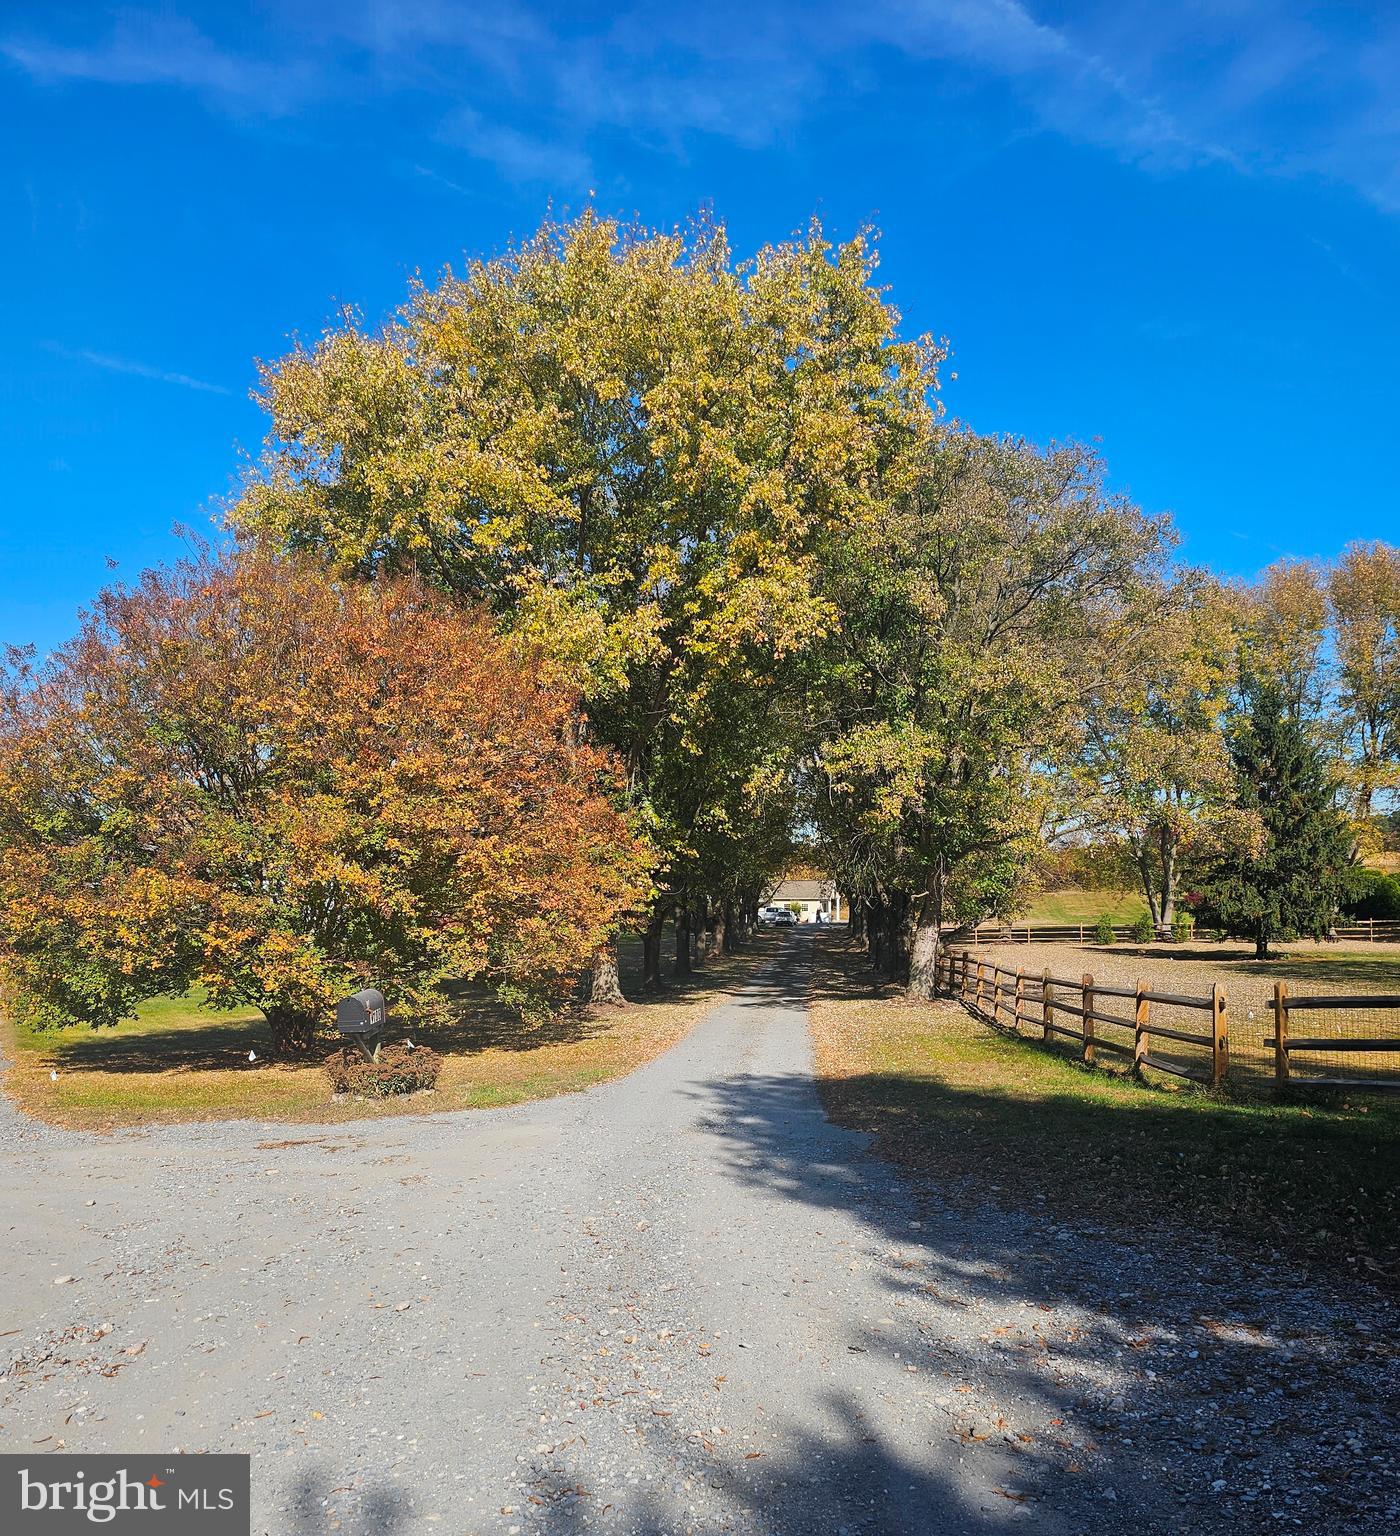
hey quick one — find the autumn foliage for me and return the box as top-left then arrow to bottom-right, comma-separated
0,545 -> 648,1052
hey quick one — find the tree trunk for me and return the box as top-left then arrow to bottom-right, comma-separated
721,900 -> 736,952
906,867 -> 948,999
708,902 -> 727,958
583,942 -> 626,1006
867,902 -> 886,970
894,892 -> 916,983
1136,843 -> 1161,929
906,892 -> 942,999
1158,827 -> 1177,935
848,900 -> 865,946
690,901 -> 705,965
266,1005 -> 319,1058
674,905 -> 692,977
642,910 -> 666,991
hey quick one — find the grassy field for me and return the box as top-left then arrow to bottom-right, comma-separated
2,932 -> 778,1129
1017,887 -> 1148,924
810,938 -> 1400,1289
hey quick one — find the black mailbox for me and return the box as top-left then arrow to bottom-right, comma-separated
336,988 -> 387,1045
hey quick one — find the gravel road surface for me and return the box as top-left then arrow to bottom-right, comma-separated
3,933 -> 1394,1534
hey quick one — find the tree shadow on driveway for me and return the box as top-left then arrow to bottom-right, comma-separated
281,1466 -> 412,1535
523,1388 -> 1054,1535
664,958 -> 1390,1534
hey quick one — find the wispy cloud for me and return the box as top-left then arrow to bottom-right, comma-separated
438,107 -> 591,187
47,343 -> 232,396
853,0 -> 1235,170
3,12 -> 316,113
6,2 -> 1400,212
919,0 -> 1400,208
412,163 -> 473,198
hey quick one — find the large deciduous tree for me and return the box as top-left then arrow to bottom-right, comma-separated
1079,575 -> 1241,933
1244,559 -> 1329,722
809,430 -> 1167,997
237,212 -> 937,992
1329,540 -> 1400,823
0,545 -> 648,1052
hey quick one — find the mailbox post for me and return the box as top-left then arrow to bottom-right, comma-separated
336,988 -> 387,1060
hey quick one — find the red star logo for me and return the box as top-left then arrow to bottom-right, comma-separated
146,1476 -> 164,1488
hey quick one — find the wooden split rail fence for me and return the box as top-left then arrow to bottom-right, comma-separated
1271,983 -> 1400,1092
969,918 -> 1400,945
969,922 -> 1139,944
1331,919 -> 1400,943
938,949 -> 1400,1094
937,948 -> 1229,1085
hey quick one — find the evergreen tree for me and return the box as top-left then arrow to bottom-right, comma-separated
1197,681 -> 1352,959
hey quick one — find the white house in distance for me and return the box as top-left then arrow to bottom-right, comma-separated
765,878 -> 845,923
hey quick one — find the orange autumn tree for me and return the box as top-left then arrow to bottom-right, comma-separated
0,544 -> 649,1053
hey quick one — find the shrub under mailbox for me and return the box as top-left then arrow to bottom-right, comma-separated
326,1043 -> 442,1097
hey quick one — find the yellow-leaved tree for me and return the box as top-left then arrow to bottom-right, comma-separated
236,212 -> 939,991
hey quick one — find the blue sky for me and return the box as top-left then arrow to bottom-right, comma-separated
4,1 -> 1398,654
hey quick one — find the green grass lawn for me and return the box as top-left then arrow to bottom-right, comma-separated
1018,888 -> 1148,924
3,933 -> 779,1127
811,939 -> 1400,1290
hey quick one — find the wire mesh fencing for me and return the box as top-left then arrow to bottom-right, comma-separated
938,949 -> 1400,1096
1272,984 -> 1400,1092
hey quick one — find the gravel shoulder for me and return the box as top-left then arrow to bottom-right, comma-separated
2,932 -> 1395,1535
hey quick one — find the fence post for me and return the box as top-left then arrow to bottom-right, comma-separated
1133,979 -> 1150,1076
992,967 -> 1003,1025
1042,969 -> 1053,1041
1014,968 -> 1025,1031
1273,981 -> 1289,1089
975,958 -> 985,1015
1211,983 -> 1229,1087
1081,972 -> 1096,1065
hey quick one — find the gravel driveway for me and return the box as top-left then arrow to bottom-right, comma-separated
2,934 -> 1394,1534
